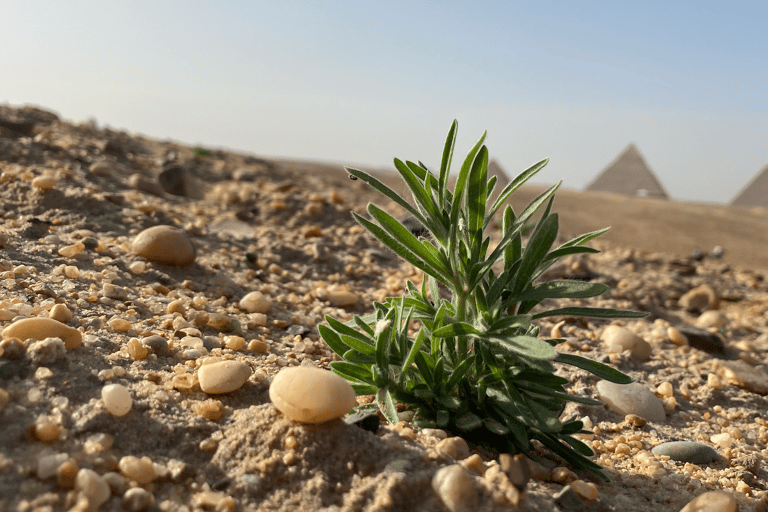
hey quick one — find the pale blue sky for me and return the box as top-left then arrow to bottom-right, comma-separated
2,1 -> 766,203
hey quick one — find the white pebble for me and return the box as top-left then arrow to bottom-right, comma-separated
102,384 -> 132,416
37,452 -> 69,479
679,490 -> 736,512
431,464 -> 478,512
198,360 -> 251,394
596,380 -> 666,423
269,366 -> 356,423
75,468 -> 111,510
239,291 -> 271,313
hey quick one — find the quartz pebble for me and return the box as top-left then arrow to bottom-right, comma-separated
269,366 -> 356,423
325,289 -> 359,307
38,452 -> 70,479
118,455 -> 155,484
596,380 -> 666,423
49,303 -> 73,323
651,441 -> 719,464
678,490 -> 736,512
198,360 -> 251,394
75,468 -> 111,510
696,310 -> 727,328
431,464 -> 478,512
102,383 -> 133,416
719,360 -> 768,394
436,436 -> 470,461
239,291 -> 271,313
2,317 -> 82,349
131,225 -> 196,267
601,325 -> 652,360
123,487 -> 155,512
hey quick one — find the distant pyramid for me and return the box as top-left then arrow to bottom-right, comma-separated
487,158 -> 510,202
586,143 -> 668,199
731,164 -> 768,207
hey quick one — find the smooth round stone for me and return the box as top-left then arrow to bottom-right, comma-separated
596,380 -> 666,423
75,469 -> 111,510
601,325 -> 641,351
326,290 -> 359,307
719,360 -> 768,394
198,360 -> 251,394
2,317 -> 82,350
678,490 -> 736,512
239,291 -> 271,313
431,464 -> 478,512
696,310 -> 727,328
102,384 -> 133,416
269,366 -> 356,423
651,441 -> 719,464
131,225 -> 196,267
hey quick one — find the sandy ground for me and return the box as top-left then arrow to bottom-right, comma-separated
2,104 -> 768,511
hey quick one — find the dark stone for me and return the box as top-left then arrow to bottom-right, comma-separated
677,325 -> 726,355
157,165 -> 189,196
81,237 -> 99,250
141,335 -> 170,358
211,477 -> 230,491
344,411 -> 380,433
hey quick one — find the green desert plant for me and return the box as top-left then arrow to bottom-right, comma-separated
319,121 -> 646,478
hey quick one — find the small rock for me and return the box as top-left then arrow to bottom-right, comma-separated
89,159 -> 115,177
102,384 -> 132,416
122,487 -> 155,512
676,326 -> 726,355
75,468 -> 111,510
696,310 -> 727,329
344,410 -> 380,433
49,304 -> 73,323
326,289 -> 359,307
239,291 -> 271,313
437,436 -> 471,461
129,173 -> 165,196
601,325 -> 641,351
678,284 -> 718,312
157,165 -> 189,196
678,490 -> 736,512
102,283 -> 129,301
431,464 -> 478,512
719,360 -> 768,394
131,225 -> 196,267
651,441 -> 719,464
198,360 -> 251,394
32,175 -> 57,190
118,455 -> 155,484
596,380 -> 666,423
2,317 -> 82,349
37,452 -> 70,479
499,453 -> 531,491
141,335 -> 170,357
26,337 -> 66,365
269,366 -> 356,423
570,479 -> 599,501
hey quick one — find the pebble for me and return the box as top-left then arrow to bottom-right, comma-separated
719,360 -> 768,394
131,225 -> 196,267
651,441 -> 719,464
75,468 -> 111,510
696,310 -> 727,328
596,380 -> 666,423
102,383 -> 133,416
677,326 -> 726,355
678,284 -> 718,312
123,487 -> 155,511
141,335 -> 170,357
601,325 -> 652,360
678,490 -> 736,512
269,366 -> 356,423
32,175 -> 57,189
436,436 -> 471,461
37,452 -> 70,479
26,337 -> 66,365
102,283 -> 129,301
325,289 -> 359,307
499,453 -> 532,491
668,326 -> 688,346
2,317 -> 82,349
49,303 -> 73,323
89,159 -> 115,177
570,479 -> 599,501
198,360 -> 251,394
118,455 -> 156,484
431,464 -> 478,512
58,242 -> 85,258
239,291 -> 271,313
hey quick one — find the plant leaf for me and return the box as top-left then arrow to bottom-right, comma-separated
466,145 -> 489,236
331,361 -> 374,385
509,280 -> 609,303
554,353 -> 634,384
450,132 -> 487,231
432,322 -> 480,338
488,335 -> 558,360
532,307 -> 649,320
439,120 -> 458,205
376,387 -> 400,426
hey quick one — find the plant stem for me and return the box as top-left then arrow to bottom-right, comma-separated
455,291 -> 469,360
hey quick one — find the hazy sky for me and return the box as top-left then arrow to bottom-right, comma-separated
2,1 -> 766,204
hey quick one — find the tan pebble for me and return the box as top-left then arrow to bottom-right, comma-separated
696,310 -> 727,329
707,373 -> 723,390
224,335 -> 245,351
248,313 -> 268,328
102,384 -> 132,416
0,338 -> 24,359
668,326 -> 688,346
571,479 -> 599,500
437,436 -> 470,461
239,291 -> 271,313
679,490 -> 736,512
58,243 -> 85,258
194,399 -> 225,421
550,466 -> 578,484
38,452 -> 69,478
35,418 -> 63,443
656,381 -> 674,398
2,317 -> 82,349
122,487 -> 155,512
75,468 -> 111,510
631,337 -> 653,360
207,313 -> 238,332
32,175 -> 57,189
56,460 -> 79,489
171,373 -> 197,391
625,413 -> 647,427
64,265 -> 80,279
679,284 -> 719,312
118,455 -> 155,484
49,304 -> 73,323
326,289 -> 359,307
108,317 -> 132,332
198,360 -> 251,394
131,225 -> 196,266
248,339 -> 269,353
431,464 -> 478,512
269,366 -> 356,423
127,339 -> 149,360
499,453 -> 532,490
601,325 -> 641,352
710,432 -> 733,449
166,299 -> 185,315
89,159 -> 115,177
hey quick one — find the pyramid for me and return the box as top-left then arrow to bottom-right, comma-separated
731,164 -> 768,207
487,158 -> 511,203
586,143 -> 668,199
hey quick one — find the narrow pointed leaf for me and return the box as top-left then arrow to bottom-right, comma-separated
532,307 -> 648,320
439,120 -> 458,204
510,281 -> 609,303
555,353 -> 634,384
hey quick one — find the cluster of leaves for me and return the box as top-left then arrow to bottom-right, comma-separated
319,121 -> 645,478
